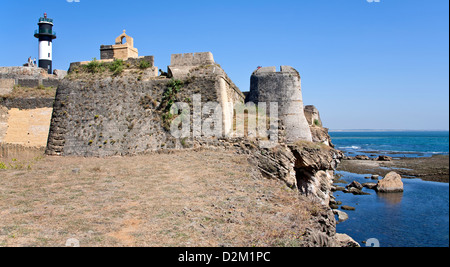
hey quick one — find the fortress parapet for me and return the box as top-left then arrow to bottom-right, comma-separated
247,66 -> 312,143
171,52 -> 215,66
168,52 -> 215,79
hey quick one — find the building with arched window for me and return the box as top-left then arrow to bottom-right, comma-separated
100,30 -> 139,60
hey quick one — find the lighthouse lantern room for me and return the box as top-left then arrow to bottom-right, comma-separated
34,13 -> 56,74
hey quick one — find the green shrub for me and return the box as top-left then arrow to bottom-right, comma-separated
85,58 -> 105,73
109,59 -> 124,76
159,79 -> 184,131
181,137 -> 190,148
314,119 -> 321,127
0,162 -> 7,170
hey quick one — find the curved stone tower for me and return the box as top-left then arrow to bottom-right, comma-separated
247,66 -> 312,143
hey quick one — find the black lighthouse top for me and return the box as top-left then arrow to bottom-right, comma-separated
34,13 -> 56,39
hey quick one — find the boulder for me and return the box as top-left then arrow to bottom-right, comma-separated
362,183 -> 377,190
371,175 -> 380,180
333,209 -> 349,223
335,233 -> 360,247
341,205 -> 356,211
376,172 -> 404,193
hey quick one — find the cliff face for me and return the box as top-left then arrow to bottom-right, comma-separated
304,105 -> 334,147
223,138 -> 348,247
291,142 -> 343,204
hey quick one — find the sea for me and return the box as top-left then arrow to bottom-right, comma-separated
329,131 -> 449,247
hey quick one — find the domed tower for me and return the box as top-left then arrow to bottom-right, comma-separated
34,13 -> 56,74
247,66 -> 312,143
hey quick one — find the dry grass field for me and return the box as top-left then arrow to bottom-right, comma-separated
0,147 -> 324,247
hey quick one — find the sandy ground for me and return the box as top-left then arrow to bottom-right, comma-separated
338,155 -> 449,183
0,149 -> 324,247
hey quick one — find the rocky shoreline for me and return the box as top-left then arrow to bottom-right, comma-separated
337,154 -> 449,183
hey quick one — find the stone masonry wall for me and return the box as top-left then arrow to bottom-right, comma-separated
46,63 -> 244,156
170,52 -> 215,66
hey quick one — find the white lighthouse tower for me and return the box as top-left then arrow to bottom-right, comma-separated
34,13 -> 56,74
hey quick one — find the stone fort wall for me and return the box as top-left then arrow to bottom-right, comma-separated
0,67 -> 63,148
46,52 -> 245,156
170,52 -> 215,66
247,66 -> 312,143
0,67 -> 65,94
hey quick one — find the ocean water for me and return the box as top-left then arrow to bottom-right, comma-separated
329,131 -> 449,247
330,131 -> 449,158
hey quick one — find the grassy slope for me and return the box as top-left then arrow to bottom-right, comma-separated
1,85 -> 57,99
0,149 -> 324,247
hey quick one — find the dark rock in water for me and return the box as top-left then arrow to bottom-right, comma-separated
346,181 -> 363,190
355,155 -> 370,160
377,155 -> 393,161
329,199 -> 342,206
341,205 -> 356,211
371,175 -> 380,180
363,183 -> 377,190
330,204 -> 339,209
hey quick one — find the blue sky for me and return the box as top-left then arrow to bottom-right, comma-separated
1,0 -> 448,130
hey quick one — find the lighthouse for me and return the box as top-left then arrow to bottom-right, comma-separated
34,13 -> 56,74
